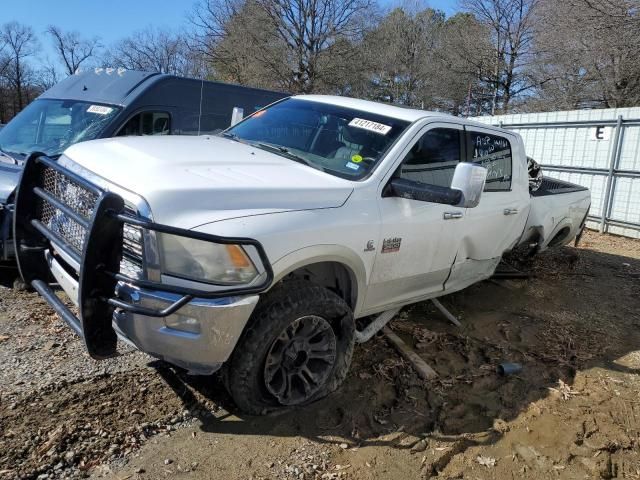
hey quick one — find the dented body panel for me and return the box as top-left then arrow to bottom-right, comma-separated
524,186 -> 591,251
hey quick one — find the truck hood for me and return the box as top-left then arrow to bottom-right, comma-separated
63,135 -> 354,227
0,163 -> 22,204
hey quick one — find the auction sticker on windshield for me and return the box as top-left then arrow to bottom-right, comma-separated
348,118 -> 392,135
345,162 -> 360,171
87,105 -> 114,115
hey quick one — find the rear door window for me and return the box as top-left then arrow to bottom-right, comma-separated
467,131 -> 512,191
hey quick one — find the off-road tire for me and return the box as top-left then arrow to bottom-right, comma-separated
225,281 -> 355,414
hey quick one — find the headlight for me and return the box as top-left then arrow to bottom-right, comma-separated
157,233 -> 258,285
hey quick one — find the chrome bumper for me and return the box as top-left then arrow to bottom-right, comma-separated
48,253 -> 258,374
113,283 -> 258,374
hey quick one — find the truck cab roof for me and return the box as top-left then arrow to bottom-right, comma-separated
294,95 -> 508,133
293,94 -> 456,123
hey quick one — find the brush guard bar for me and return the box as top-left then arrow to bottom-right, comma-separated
13,154 -> 273,359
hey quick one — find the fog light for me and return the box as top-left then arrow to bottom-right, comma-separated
165,314 -> 201,334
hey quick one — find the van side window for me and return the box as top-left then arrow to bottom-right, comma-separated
397,128 -> 462,188
199,112 -> 232,135
468,131 -> 512,191
116,112 -> 170,136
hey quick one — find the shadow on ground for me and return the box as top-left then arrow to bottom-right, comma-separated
0,261 -> 19,288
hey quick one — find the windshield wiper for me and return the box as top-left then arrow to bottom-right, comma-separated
254,142 -> 323,171
221,132 -> 240,142
0,147 -> 18,165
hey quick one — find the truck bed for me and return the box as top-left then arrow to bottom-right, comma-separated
531,177 -> 589,197
520,177 -> 591,252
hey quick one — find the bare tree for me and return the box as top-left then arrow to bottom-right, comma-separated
190,0 -> 289,88
437,13 -> 493,115
569,0 -> 640,28
361,7 -> 445,106
36,58 -> 61,90
105,27 -> 195,76
189,0 -> 242,58
533,0 -> 640,109
459,0 -> 542,114
0,22 -> 39,111
46,26 -> 101,75
0,52 -> 11,123
0,35 -> 10,79
257,0 -> 373,92
191,0 -> 373,93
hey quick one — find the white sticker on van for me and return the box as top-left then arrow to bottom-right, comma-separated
348,118 -> 392,135
87,105 -> 113,115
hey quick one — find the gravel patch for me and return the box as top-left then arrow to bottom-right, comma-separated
0,281 -> 201,480
0,285 -> 151,401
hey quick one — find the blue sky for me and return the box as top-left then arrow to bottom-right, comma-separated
2,0 -> 458,66
2,1 -> 191,47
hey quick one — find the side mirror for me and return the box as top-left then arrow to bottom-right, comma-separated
450,162 -> 487,208
230,107 -> 244,126
387,178 -> 463,205
386,162 -> 487,207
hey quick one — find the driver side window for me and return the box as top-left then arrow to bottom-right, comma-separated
398,128 -> 462,188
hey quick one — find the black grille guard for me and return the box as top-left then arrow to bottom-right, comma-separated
13,154 -> 274,359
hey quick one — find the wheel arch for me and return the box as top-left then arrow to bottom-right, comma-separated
541,216 -> 575,250
269,245 -> 367,316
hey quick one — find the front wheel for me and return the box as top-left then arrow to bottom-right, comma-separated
225,281 -> 355,414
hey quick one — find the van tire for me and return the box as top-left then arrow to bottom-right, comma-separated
225,281 -> 355,415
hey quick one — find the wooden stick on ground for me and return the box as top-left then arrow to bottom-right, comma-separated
382,327 -> 438,380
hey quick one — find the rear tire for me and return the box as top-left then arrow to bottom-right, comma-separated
225,281 -> 355,415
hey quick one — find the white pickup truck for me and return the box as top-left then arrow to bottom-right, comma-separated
14,95 -> 590,413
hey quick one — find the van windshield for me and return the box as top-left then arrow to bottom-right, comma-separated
225,98 -> 410,180
0,99 -> 121,161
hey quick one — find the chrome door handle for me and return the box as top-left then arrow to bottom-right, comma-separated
503,208 -> 519,215
443,211 -> 463,220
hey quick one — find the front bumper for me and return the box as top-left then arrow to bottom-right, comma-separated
113,283 -> 259,374
14,154 -> 273,366
45,250 -> 258,373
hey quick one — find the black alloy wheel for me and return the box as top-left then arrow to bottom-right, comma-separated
264,315 -> 337,405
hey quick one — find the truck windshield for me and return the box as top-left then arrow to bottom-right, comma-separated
225,98 -> 410,180
0,99 -> 121,161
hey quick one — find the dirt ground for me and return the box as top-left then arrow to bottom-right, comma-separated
1,229 -> 640,480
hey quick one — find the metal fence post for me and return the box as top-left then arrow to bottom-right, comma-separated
600,115 -> 623,233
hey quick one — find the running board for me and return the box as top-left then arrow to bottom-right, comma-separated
354,297 -> 463,344
431,298 -> 462,327
355,308 -> 401,343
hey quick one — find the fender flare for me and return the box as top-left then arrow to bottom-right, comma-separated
540,216 -> 574,250
270,244 -> 368,317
